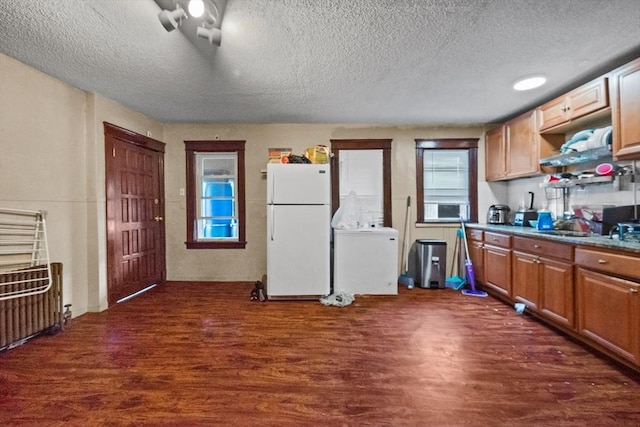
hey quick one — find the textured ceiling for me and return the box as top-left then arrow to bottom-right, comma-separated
1,0 -> 640,125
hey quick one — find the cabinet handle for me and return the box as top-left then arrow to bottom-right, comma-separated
533,259 -> 540,264
631,288 -> 638,294
533,244 -> 541,249
597,259 -> 608,264
492,238 -> 498,242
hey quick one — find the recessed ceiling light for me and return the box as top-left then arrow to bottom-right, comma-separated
513,76 -> 546,91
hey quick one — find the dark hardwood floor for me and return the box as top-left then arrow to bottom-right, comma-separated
1,281 -> 639,426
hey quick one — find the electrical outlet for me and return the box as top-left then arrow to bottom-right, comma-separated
179,188 -> 185,196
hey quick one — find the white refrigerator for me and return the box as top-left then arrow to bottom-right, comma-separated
266,163 -> 331,299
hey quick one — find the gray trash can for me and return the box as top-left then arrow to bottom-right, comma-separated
408,239 -> 447,289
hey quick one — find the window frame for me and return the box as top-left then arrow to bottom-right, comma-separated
184,140 -> 246,249
415,138 -> 478,224
329,139 -> 392,227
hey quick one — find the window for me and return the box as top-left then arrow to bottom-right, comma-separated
415,139 -> 478,223
330,139 -> 392,227
185,140 -> 246,249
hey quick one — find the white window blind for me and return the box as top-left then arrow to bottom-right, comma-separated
422,149 -> 470,221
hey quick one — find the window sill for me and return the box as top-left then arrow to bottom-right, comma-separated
185,241 -> 247,249
416,222 -> 462,228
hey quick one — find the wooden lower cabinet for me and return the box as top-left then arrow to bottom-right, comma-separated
512,251 -> 574,328
576,267 -> 640,365
484,244 -> 511,296
466,227 -> 640,370
511,236 -> 574,327
538,257 -> 575,328
511,251 -> 539,307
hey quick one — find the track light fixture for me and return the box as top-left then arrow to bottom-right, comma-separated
158,5 -> 187,32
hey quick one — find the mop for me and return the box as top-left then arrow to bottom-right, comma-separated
398,196 -> 414,288
460,217 -> 488,297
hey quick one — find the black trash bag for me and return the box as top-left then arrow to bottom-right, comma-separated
287,154 -> 311,164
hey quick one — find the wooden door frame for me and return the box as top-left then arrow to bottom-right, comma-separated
104,122 -> 166,305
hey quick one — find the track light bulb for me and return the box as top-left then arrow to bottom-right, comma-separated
188,0 -> 205,18
158,7 -> 186,32
197,25 -> 222,46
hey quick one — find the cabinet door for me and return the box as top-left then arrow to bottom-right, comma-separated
611,57 -> 640,159
539,257 -> 575,329
539,77 -> 609,132
485,126 -> 506,181
506,110 -> 539,178
484,245 -> 511,296
512,251 -> 540,308
539,97 -> 569,132
567,78 -> 609,122
576,268 -> 639,364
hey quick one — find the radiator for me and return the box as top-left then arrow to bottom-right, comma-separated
0,263 -> 63,350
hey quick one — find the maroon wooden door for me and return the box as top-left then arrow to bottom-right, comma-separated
105,123 -> 166,305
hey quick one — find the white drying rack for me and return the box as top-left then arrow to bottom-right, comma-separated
0,208 -> 52,301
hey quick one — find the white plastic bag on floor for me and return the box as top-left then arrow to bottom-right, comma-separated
320,292 -> 354,307
331,191 -> 362,229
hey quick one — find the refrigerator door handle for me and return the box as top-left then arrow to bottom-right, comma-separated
270,173 -> 275,204
270,205 -> 275,241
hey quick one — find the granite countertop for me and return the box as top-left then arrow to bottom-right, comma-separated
467,223 -> 640,254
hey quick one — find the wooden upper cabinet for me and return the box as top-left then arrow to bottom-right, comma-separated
485,111 -> 563,182
485,125 -> 506,181
538,77 -> 609,132
505,110 -> 538,178
610,57 -> 640,159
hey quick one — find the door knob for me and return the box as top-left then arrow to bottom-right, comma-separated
154,216 -> 164,222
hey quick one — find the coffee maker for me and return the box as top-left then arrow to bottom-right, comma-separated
513,192 -> 537,227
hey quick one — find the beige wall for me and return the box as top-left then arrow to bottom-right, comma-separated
0,53 -> 163,316
1,53 -> 90,314
7,52 -> 588,317
163,124 -> 493,282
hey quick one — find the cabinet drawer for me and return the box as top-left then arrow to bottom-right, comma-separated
467,229 -> 483,241
513,236 -> 573,261
484,232 -> 511,248
575,247 -> 640,281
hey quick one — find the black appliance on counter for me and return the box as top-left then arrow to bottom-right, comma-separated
596,205 -> 640,235
487,204 -> 511,225
513,192 -> 537,227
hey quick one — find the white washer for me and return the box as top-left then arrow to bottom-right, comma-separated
333,227 -> 399,295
